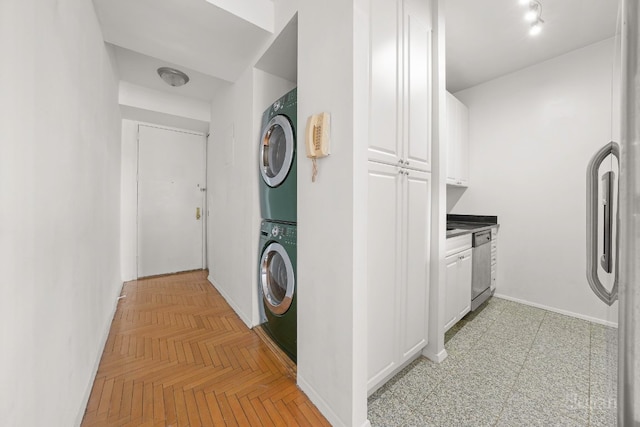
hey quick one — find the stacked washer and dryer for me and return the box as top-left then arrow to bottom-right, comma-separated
258,88 -> 298,362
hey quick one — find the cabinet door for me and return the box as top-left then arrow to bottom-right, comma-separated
458,100 -> 469,185
368,0 -> 401,166
400,169 -> 431,360
446,92 -> 469,186
446,92 -> 459,184
367,161 -> 402,388
444,254 -> 459,332
403,0 -> 432,172
457,248 -> 473,318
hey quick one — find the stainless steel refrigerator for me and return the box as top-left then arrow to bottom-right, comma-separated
586,1 -> 640,424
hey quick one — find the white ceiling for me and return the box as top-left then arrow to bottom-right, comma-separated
110,45 -> 229,101
254,14 -> 298,83
93,0 -> 275,101
94,0 -> 621,101
446,0 -> 620,92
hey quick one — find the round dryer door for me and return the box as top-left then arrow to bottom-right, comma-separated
260,242 -> 295,315
260,115 -> 295,188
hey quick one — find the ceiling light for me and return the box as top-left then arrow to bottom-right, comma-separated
518,0 -> 529,4
524,1 -> 541,21
157,67 -> 190,87
524,9 -> 538,22
521,0 -> 544,36
529,20 -> 543,36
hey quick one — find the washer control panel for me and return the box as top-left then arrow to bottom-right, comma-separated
267,88 -> 297,118
261,221 -> 296,246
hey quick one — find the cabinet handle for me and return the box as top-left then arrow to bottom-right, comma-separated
398,159 -> 404,165
405,160 -> 410,166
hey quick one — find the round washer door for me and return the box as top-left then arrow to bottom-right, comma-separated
260,242 -> 295,315
260,115 -> 295,188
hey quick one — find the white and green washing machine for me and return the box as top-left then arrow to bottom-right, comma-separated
259,220 -> 297,362
259,88 -> 297,224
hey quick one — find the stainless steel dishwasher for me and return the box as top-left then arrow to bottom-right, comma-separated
471,230 -> 492,311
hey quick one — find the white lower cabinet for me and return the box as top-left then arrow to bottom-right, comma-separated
444,237 -> 472,332
367,161 -> 431,393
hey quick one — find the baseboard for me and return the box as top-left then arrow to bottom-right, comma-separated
207,275 -> 253,329
297,375 -> 372,427
493,293 -> 618,328
297,374 -> 347,427
422,347 -> 448,363
74,282 -> 123,426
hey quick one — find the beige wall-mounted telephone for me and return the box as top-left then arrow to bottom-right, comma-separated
305,112 -> 331,182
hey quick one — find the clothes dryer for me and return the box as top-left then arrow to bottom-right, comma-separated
259,88 -> 297,223
258,220 -> 296,362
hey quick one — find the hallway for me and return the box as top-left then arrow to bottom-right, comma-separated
81,271 -> 328,426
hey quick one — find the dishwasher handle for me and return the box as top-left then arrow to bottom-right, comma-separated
472,230 -> 492,247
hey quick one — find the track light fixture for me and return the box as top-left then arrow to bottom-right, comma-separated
520,0 -> 544,36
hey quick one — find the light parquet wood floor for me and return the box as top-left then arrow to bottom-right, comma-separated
82,270 -> 329,427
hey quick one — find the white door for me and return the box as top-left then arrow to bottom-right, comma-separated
137,125 -> 205,278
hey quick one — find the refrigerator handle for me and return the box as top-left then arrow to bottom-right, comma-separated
586,142 -> 619,306
600,171 -> 614,273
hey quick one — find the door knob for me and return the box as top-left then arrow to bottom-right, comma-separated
196,207 -> 201,220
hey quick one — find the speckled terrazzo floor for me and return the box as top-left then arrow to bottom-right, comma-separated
368,297 -> 618,427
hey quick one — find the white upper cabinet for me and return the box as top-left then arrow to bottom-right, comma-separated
369,0 -> 432,172
369,0 -> 400,166
446,91 -> 469,186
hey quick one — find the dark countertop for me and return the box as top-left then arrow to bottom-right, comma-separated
446,214 -> 499,238
446,223 -> 498,238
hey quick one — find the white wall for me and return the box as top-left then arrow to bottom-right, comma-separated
207,67 -> 295,327
208,1 -> 371,424
273,0 -> 299,34
424,0 -> 449,363
451,38 -> 619,325
0,1 -> 123,425
119,81 -> 211,133
296,0 -> 369,425
121,120 -> 139,282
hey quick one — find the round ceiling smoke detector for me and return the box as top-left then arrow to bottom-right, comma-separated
157,67 -> 190,87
